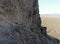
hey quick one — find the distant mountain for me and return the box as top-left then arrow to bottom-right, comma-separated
40,14 -> 60,16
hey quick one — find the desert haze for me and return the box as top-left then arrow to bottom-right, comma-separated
41,16 -> 60,39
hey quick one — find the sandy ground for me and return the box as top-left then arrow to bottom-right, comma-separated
41,16 -> 60,39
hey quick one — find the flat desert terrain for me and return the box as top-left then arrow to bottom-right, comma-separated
41,16 -> 60,39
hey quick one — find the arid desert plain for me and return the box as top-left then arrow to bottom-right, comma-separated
41,16 -> 60,39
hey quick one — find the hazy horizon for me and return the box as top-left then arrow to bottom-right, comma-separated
40,14 -> 60,16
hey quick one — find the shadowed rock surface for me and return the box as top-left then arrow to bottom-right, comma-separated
0,0 -> 60,44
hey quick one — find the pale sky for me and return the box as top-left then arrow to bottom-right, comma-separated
38,0 -> 60,14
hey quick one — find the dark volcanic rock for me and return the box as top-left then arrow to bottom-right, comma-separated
0,0 -> 58,44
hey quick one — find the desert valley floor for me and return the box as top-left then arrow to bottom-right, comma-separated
41,16 -> 60,39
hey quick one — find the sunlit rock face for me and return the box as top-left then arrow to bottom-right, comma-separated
0,0 -> 49,44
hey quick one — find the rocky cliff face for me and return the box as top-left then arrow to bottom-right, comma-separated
0,0 -> 42,33
0,0 -> 59,44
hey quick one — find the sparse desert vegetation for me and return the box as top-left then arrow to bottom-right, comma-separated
41,16 -> 60,39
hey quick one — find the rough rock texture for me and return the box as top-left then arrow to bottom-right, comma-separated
0,0 -> 60,44
0,0 -> 42,33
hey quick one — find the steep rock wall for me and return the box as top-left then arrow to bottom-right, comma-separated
0,0 -> 42,33
0,0 -> 54,44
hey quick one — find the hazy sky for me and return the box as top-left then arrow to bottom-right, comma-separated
38,0 -> 60,14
